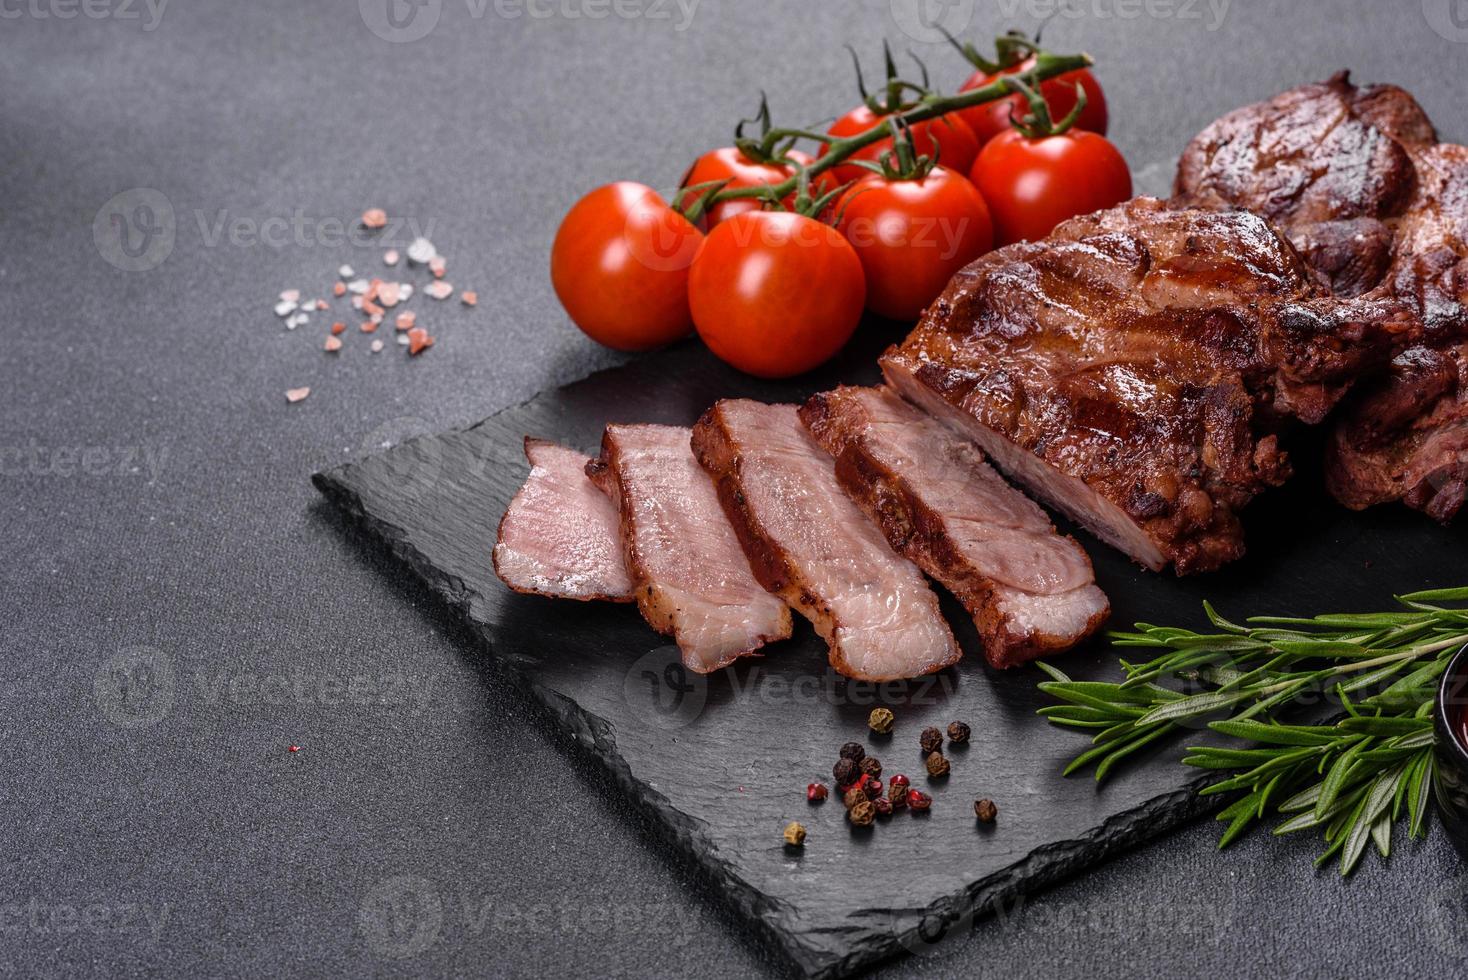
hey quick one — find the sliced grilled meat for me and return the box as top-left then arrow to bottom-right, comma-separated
883,198 -> 1419,574
493,438 -> 633,602
800,386 -> 1109,668
586,424 -> 791,673
691,399 -> 961,681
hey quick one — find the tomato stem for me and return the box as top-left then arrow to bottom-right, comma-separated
701,47 -> 1094,211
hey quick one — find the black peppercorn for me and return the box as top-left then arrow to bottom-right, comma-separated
833,758 -> 859,787
859,756 -> 882,778
919,727 -> 943,755
974,798 -> 998,823
848,799 -> 876,827
839,742 -> 865,762
926,752 -> 950,778
947,721 -> 971,744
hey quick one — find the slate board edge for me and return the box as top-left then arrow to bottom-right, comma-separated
309,405 -> 1221,979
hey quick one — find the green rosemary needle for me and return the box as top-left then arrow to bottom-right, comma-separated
1037,586 -> 1468,875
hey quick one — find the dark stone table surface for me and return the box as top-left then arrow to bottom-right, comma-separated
6,0 -> 1468,976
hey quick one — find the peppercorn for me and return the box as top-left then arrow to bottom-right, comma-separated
843,786 -> 867,810
868,707 -> 895,735
888,782 -> 908,809
784,821 -> 806,846
839,741 -> 866,762
919,726 -> 943,755
907,789 -> 932,812
889,773 -> 910,789
947,721 -> 971,744
974,798 -> 998,823
833,758 -> 859,787
849,799 -> 876,827
865,778 -> 884,800
859,756 -> 882,779
926,752 -> 951,778
807,782 -> 828,803
873,796 -> 893,817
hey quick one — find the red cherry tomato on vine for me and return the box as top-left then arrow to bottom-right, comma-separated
835,166 -> 994,321
688,211 -> 866,378
970,129 -> 1132,246
823,108 -> 980,187
680,147 -> 823,228
550,182 -> 702,351
954,59 -> 1108,147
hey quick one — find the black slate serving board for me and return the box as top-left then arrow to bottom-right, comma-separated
313,326 -> 1468,978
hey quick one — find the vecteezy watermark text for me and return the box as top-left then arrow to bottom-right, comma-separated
359,874 -> 700,960
0,441 -> 168,481
359,0 -> 699,43
0,897 -> 171,938
0,0 -> 168,30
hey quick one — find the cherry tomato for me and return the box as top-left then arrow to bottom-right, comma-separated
680,147 -> 823,228
823,108 -> 980,187
836,166 -> 994,321
970,129 -> 1132,246
954,59 -> 1108,147
550,182 -> 702,351
688,211 -> 866,378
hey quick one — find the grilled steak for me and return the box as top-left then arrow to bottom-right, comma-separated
691,399 -> 961,681
800,386 -> 1109,668
882,197 -> 1418,574
1177,72 -> 1468,522
586,424 -> 792,673
493,438 -> 633,602
1327,342 -> 1468,521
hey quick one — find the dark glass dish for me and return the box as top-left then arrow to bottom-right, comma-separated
1433,643 -> 1468,858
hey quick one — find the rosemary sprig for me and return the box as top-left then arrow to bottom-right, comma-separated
1037,586 -> 1468,875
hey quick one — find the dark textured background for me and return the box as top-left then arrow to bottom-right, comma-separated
6,0 -> 1468,976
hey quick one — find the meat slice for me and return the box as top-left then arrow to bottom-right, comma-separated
799,386 -> 1109,668
585,424 -> 791,673
493,438 -> 633,602
882,198 -> 1419,574
691,400 -> 961,681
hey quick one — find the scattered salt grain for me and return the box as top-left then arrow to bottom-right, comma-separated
395,311 -> 415,330
425,281 -> 453,301
333,282 -> 347,297
347,278 -> 370,295
407,327 -> 434,355
331,322 -> 346,336
461,290 -> 477,307
338,264 -> 355,279
286,387 -> 310,403
279,289 -> 301,304
384,249 -> 400,266
274,300 -> 298,317
429,255 -> 446,278
378,282 -> 401,308
398,283 -> 414,301
361,208 -> 387,230
324,335 -> 342,353
406,237 -> 436,266
396,333 -> 410,346
316,299 -> 329,311
371,339 -> 384,353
